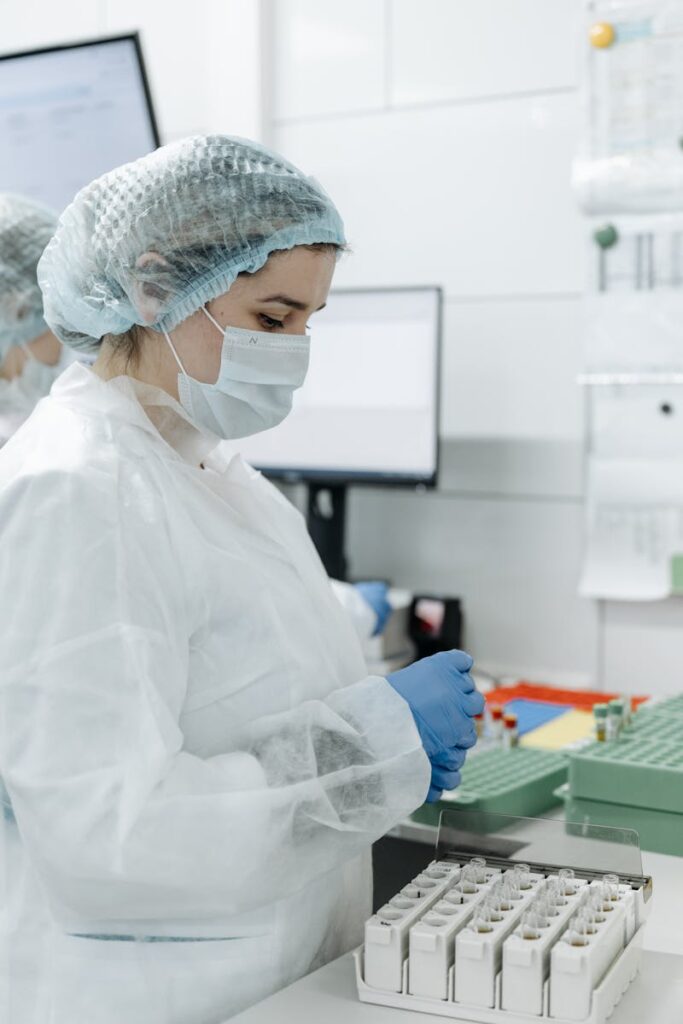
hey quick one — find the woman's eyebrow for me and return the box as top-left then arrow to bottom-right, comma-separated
259,294 -> 327,312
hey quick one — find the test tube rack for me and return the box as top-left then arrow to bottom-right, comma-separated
356,853 -> 652,1024
412,748 -> 568,829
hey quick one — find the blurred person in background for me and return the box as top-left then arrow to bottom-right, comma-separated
0,193 -> 70,445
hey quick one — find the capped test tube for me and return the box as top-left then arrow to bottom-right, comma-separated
607,699 -> 624,741
408,859 -> 500,1001
593,703 -> 608,742
549,883 -> 627,1021
364,860 -> 460,992
489,704 -> 504,744
502,712 -> 519,749
454,870 -> 543,1008
501,873 -> 588,1016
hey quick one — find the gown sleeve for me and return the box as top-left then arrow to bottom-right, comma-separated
0,464 -> 429,925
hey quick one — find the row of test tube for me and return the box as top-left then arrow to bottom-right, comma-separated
504,873 -> 633,1020
476,704 -> 518,748
365,859 -> 637,1019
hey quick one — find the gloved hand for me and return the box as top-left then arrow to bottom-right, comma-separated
355,581 -> 392,637
386,650 -> 484,803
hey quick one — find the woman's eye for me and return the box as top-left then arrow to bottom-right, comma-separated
259,314 -> 284,329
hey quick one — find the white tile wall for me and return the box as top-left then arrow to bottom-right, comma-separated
104,0 -> 264,141
273,92 -> 586,298
347,487 -> 597,684
442,297 -> 584,440
602,599 -> 683,695
390,0 -> 581,107
1,0 -> 103,52
270,0 -> 386,120
268,2 -> 600,684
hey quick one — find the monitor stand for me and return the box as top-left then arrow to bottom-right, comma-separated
306,483 -> 348,581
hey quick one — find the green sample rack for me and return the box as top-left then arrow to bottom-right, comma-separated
561,698 -> 683,856
412,747 -> 568,828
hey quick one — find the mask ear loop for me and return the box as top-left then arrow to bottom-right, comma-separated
201,306 -> 224,334
162,328 -> 188,378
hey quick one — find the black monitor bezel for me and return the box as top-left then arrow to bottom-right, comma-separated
253,284 -> 442,491
0,32 -> 161,148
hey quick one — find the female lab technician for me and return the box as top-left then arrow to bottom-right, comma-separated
0,136 -> 483,1024
0,193 -> 68,445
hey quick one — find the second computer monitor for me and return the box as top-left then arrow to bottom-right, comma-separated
236,286 -> 441,486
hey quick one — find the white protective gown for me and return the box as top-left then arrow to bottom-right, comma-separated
0,363 -> 430,1024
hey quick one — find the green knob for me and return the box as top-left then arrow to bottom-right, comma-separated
594,224 -> 619,249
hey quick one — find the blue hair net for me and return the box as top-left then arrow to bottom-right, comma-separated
38,135 -> 346,352
0,193 -> 58,356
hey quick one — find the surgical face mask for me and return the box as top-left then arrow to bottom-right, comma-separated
0,344 -> 61,406
162,307 -> 310,440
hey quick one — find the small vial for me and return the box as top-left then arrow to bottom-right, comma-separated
469,857 -> 487,884
566,915 -> 590,947
503,711 -> 519,749
546,880 -> 567,907
593,703 -> 608,742
607,699 -> 624,741
518,911 -> 543,940
602,873 -> 620,901
482,896 -> 504,922
471,907 -> 494,933
510,862 -> 532,890
574,910 -> 597,935
528,901 -> 550,928
586,891 -> 607,922
558,868 -> 577,897
474,712 -> 485,738
533,898 -> 557,922
489,704 -> 504,744
498,877 -> 521,910
457,865 -> 479,894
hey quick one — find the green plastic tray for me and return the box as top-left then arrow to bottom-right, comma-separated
569,738 -> 683,814
412,747 -> 568,828
557,783 -> 683,857
632,694 -> 683,719
621,715 -> 683,743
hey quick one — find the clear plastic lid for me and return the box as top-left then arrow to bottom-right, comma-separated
435,809 -> 647,884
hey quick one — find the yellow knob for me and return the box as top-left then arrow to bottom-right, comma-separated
590,22 -> 615,48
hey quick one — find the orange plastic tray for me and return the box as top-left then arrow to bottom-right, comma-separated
484,681 -> 648,713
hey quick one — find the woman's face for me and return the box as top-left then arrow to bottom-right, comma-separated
169,246 -> 336,387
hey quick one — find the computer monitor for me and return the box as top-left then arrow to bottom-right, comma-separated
0,34 -> 159,211
236,286 -> 442,578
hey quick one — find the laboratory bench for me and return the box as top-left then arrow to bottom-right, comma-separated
228,823 -> 683,1024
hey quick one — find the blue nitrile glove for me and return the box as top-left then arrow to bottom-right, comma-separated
386,650 -> 485,803
355,581 -> 392,637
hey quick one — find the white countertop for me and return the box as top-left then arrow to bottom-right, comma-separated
229,846 -> 683,1024
230,948 -> 683,1024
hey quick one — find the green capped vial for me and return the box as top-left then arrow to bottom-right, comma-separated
607,699 -> 624,741
593,703 -> 608,742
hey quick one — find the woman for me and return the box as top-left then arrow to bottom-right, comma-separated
0,194 -> 70,445
0,136 -> 483,1023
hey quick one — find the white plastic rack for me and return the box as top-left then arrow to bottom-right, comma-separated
357,854 -> 651,1024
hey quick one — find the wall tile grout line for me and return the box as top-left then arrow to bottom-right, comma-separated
271,84 -> 577,128
383,0 -> 393,111
444,292 -> 583,306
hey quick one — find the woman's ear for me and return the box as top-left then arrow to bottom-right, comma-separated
132,251 -> 172,324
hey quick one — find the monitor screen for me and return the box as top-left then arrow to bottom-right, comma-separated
0,35 -> 159,211
235,286 -> 441,485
